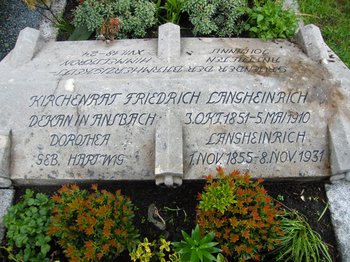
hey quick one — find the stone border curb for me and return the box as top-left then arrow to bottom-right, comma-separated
0,189 -> 14,241
326,182 -> 350,262
295,5 -> 350,261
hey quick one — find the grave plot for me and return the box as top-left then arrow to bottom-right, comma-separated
0,24 -> 344,186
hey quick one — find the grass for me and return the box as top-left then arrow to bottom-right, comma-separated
272,210 -> 332,262
297,0 -> 350,68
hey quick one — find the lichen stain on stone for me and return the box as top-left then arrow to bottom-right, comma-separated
330,84 -> 349,115
283,58 -> 336,106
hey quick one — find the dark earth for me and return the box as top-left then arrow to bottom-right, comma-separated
0,180 -> 341,261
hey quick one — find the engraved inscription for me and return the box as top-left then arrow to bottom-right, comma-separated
27,86 -> 325,175
19,42 -> 330,180
50,47 -> 290,76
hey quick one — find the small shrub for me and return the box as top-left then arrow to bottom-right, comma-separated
172,224 -> 221,262
245,0 -> 299,40
182,0 -> 247,37
130,237 -> 179,262
196,167 -> 283,261
74,0 -> 157,39
2,189 -> 54,262
49,184 -> 139,261
272,210 -> 332,262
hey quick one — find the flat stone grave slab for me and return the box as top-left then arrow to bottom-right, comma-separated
0,27 -> 337,185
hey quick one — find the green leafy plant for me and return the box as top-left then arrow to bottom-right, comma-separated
245,0 -> 299,40
172,224 -> 221,262
49,184 -> 139,261
54,18 -> 75,35
130,237 -> 179,262
272,210 -> 332,262
182,0 -> 247,37
68,24 -> 93,41
196,167 -> 283,261
156,0 -> 185,25
2,189 -> 54,262
164,0 -> 184,24
73,0 -> 157,40
277,194 -> 285,201
198,173 -> 236,214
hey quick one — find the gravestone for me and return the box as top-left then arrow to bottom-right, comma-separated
0,23 -> 345,187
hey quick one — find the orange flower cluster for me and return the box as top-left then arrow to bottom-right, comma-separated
99,17 -> 122,41
48,184 -> 138,261
197,168 -> 283,261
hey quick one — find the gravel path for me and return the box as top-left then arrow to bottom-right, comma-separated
0,0 -> 42,61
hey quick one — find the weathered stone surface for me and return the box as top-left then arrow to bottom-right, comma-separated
329,112 -> 350,175
39,0 -> 67,41
155,109 -> 183,187
330,173 -> 346,182
346,171 -> 350,182
0,132 -> 11,181
9,27 -> 43,67
158,23 -> 180,63
326,182 -> 350,262
0,27 -> 337,184
296,24 -> 329,63
0,177 -> 12,188
0,189 -> 14,241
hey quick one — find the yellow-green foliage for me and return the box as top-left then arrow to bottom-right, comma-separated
130,237 -> 179,262
197,167 -> 283,261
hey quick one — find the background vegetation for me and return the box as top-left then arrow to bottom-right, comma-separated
298,0 -> 350,68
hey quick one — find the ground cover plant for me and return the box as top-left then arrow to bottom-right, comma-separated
1,169 -> 338,261
181,0 -> 247,37
48,184 -> 139,261
245,0 -> 298,40
1,189 -> 54,262
196,168 -> 284,261
297,0 -> 350,68
51,0 -> 299,41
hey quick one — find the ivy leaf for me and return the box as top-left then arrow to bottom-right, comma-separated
41,244 -> 51,255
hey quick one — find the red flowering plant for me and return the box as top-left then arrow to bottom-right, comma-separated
196,167 -> 283,261
98,17 -> 122,41
48,184 -> 139,261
